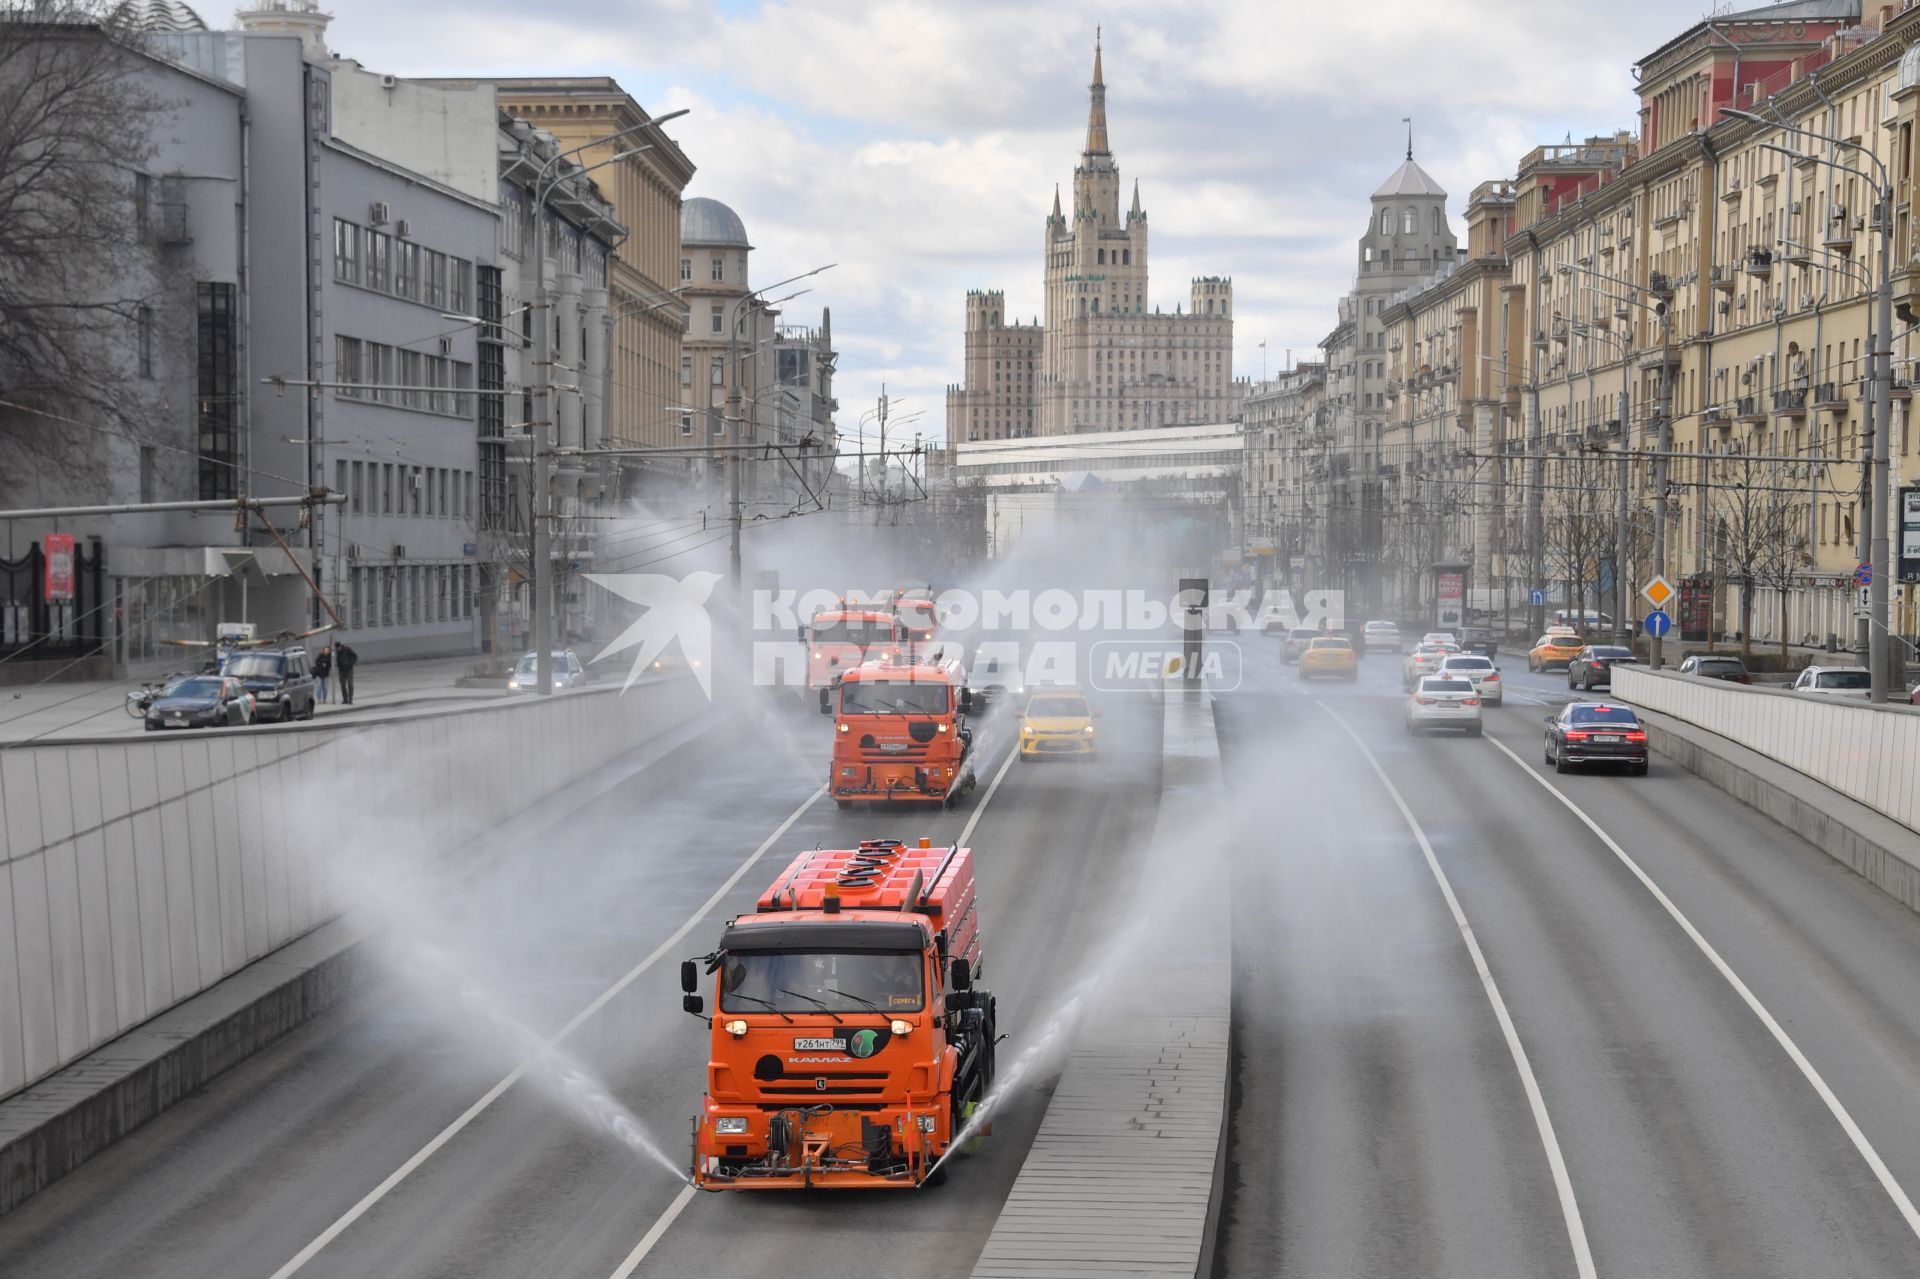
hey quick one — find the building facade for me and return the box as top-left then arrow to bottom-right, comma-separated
947,37 -> 1237,444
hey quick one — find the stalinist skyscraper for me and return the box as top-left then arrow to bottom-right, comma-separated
946,34 -> 1237,442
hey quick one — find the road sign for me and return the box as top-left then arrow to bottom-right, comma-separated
1643,609 -> 1672,638
1854,561 -> 1873,587
1642,575 -> 1674,609
1529,588 -> 1547,607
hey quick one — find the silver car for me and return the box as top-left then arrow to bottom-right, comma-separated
1363,620 -> 1403,652
1790,665 -> 1871,698
510,650 -> 586,691
1405,676 -> 1482,736
1281,627 -> 1320,663
1402,641 -> 1459,691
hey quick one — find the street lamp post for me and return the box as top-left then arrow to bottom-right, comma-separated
1729,106 -> 1895,700
528,107 -> 689,697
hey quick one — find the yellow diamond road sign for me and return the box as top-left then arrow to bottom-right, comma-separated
1642,575 -> 1674,610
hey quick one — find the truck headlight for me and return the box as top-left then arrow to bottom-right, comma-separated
917,1115 -> 938,1133
715,1116 -> 749,1135
1083,725 -> 1095,734
890,1019 -> 912,1036
723,1019 -> 748,1037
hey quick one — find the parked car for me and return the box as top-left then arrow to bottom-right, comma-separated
145,675 -> 255,731
1362,620 -> 1403,652
510,650 -> 586,691
1551,609 -> 1612,632
222,647 -> 316,722
1677,654 -> 1752,684
1281,627 -> 1320,663
1406,675 -> 1483,735
1528,632 -> 1587,672
1543,702 -> 1649,775
1566,645 -> 1639,691
1790,665 -> 1871,697
1438,653 -> 1504,705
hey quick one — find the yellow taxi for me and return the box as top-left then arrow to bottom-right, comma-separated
1298,636 -> 1358,681
1528,631 -> 1587,672
1018,687 -> 1097,761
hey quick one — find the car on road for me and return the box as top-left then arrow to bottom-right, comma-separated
1401,641 -> 1458,690
1789,665 -> 1872,697
966,648 -> 1022,712
1528,632 -> 1587,672
1018,687 -> 1096,760
1566,645 -> 1639,691
1677,654 -> 1752,684
1543,701 -> 1648,775
1420,631 -> 1457,647
1362,620 -> 1403,652
223,647 -> 316,723
1438,653 -> 1504,705
1299,636 -> 1358,680
1405,675 -> 1482,735
510,650 -> 586,691
1280,627 -> 1320,663
145,675 -> 255,731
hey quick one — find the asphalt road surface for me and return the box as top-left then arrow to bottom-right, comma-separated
0,690 -> 1165,1279
1213,637 -> 1920,1278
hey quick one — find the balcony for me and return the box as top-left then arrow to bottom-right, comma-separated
1710,264 -> 1735,292
1813,382 -> 1844,411
1721,178 -> 1744,204
1824,212 -> 1856,253
1735,396 -> 1765,424
1772,388 -> 1807,417
1743,247 -> 1774,278
1782,243 -> 1814,267
1703,405 -> 1728,427
1647,271 -> 1674,299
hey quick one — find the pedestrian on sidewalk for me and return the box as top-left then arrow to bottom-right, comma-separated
313,644 -> 333,704
336,641 -> 358,705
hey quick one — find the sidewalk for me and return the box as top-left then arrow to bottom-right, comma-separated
0,653 -> 510,745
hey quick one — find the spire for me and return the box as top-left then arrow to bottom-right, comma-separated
1084,28 -> 1109,156
1403,115 -> 1413,161
1052,183 -> 1063,222
1129,178 -> 1142,221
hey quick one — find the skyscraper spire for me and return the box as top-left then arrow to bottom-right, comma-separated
1130,178 -> 1142,221
1084,28 -> 1109,156
1052,184 -> 1063,222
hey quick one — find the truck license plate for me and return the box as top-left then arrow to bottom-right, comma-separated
793,1037 -> 841,1051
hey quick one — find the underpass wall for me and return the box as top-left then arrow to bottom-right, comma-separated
0,676 -> 711,1101
1612,667 -> 1920,832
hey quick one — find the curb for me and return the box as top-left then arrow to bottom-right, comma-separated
0,702 -> 736,1216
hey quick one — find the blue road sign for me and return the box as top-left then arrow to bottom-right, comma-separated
1529,588 -> 1547,607
1854,561 -> 1873,586
1644,609 -> 1672,638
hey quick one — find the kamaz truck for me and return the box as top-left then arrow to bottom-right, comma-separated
822,653 -> 977,808
680,838 -> 997,1189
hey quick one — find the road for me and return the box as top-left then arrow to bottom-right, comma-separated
1213,637 -> 1920,1278
0,688 -> 1167,1279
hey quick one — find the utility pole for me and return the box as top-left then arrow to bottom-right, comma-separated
1527,334 -> 1546,638
1869,180 -> 1894,700
1649,299 -> 1673,669
874,386 -> 888,526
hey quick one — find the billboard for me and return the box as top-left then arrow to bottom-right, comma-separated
1901,487 -> 1920,582
1435,569 -> 1464,628
44,533 -> 76,601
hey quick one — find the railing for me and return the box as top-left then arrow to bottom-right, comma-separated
1773,388 -> 1807,412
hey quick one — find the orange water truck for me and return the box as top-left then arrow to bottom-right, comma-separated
821,652 -> 977,809
680,838 -> 997,1189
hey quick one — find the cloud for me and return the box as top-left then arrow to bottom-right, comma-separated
319,0 -> 1691,443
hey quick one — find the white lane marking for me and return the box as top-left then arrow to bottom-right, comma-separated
607,1183 -> 696,1277
1485,734 -> 1920,1243
1317,702 -> 1599,1279
605,732 -> 1023,1273
268,784 -> 827,1279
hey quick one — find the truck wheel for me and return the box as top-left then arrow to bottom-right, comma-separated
835,799 -> 854,811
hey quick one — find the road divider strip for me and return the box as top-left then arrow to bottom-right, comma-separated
1485,733 -> 1920,1245
1317,701 -> 1598,1279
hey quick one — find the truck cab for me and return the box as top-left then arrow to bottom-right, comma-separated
803,607 -> 903,692
823,653 -> 977,808
683,838 -> 996,1189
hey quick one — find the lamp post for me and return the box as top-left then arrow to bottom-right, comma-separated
524,108 -> 690,696
1727,106 -> 1894,700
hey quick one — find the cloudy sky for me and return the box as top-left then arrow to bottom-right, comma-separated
321,0 -> 1710,450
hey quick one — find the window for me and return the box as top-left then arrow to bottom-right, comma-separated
1403,207 -> 1417,234
681,355 -> 692,385
711,304 -> 724,334
710,355 -> 724,386
366,232 -> 391,290
351,460 -> 363,513
333,219 -> 359,283
680,257 -> 691,282
1098,249 -> 1106,264
135,172 -> 150,236
680,410 -> 694,437
350,568 -> 364,628
137,306 -> 153,377
711,255 -> 724,281
1123,249 -> 1131,265
449,258 -> 470,313
1380,208 -> 1392,235
1431,207 -> 1444,235
424,251 -> 446,308
383,463 -> 394,514
140,446 -> 155,503
195,283 -> 238,499
412,467 -> 422,515
336,460 -> 347,508
395,242 -> 418,300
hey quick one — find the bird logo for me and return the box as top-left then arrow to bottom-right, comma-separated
584,571 -> 722,698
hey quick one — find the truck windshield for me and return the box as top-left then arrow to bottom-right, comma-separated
840,680 -> 950,715
811,620 -> 892,646
720,950 -> 924,1013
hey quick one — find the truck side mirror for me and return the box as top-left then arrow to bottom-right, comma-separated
682,993 -> 705,1016
680,959 -> 698,994
950,958 -> 972,992
958,688 -> 974,713
796,623 -> 807,642
819,687 -> 833,715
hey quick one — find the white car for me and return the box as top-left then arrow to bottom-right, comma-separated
1363,620 -> 1403,652
1438,653 -> 1503,705
1405,675 -> 1483,736
1281,627 -> 1320,663
1420,631 -> 1457,647
1790,665 -> 1872,697
510,650 -> 586,691
1402,641 -> 1459,691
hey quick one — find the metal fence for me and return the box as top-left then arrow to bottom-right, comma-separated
0,540 -> 107,663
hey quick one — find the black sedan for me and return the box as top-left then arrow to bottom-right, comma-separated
1543,702 -> 1648,775
1566,645 -> 1639,690
145,675 -> 255,731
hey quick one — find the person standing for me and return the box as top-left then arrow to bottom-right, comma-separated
335,640 -> 358,705
313,644 -> 333,704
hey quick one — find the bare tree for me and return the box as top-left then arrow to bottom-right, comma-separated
1712,447 -> 1798,658
0,3 -> 171,487
1544,447 -> 1611,622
